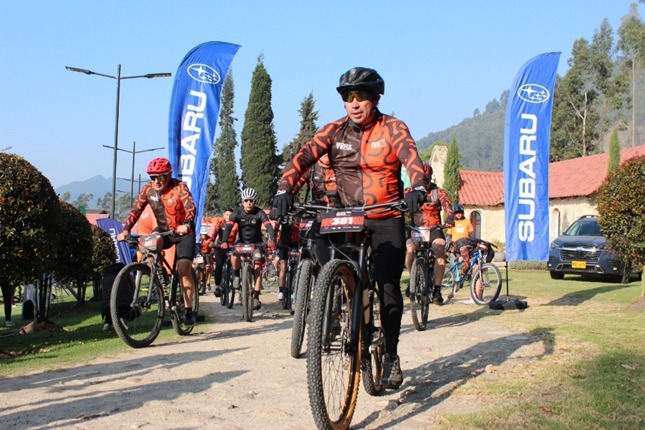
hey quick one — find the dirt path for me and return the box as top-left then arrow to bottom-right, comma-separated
0,286 -> 545,429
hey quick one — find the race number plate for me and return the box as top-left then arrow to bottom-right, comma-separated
571,260 -> 586,269
194,255 -> 204,264
320,210 -> 366,234
235,244 -> 255,254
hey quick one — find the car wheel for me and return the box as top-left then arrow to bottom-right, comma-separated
550,271 -> 564,280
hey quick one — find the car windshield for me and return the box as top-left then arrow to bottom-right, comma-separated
564,219 -> 602,237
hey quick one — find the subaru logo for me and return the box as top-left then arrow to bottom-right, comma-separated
187,64 -> 221,84
517,84 -> 550,103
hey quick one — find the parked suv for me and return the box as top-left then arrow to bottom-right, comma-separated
548,215 -> 638,283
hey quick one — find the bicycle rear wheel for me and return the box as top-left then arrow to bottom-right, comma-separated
171,270 -> 199,335
307,259 -> 361,430
441,269 -> 456,304
409,257 -> 430,331
241,263 -> 254,322
195,266 -> 206,296
470,263 -> 503,305
291,258 -> 314,358
110,262 -> 164,348
361,286 -> 384,396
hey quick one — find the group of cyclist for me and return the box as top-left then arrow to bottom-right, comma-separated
116,66 -> 483,393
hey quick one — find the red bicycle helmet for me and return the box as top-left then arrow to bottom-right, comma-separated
146,157 -> 172,175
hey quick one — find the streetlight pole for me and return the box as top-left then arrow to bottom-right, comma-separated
109,141 -> 164,207
66,65 -> 171,218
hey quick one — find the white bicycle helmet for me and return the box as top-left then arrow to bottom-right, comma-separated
241,187 -> 258,200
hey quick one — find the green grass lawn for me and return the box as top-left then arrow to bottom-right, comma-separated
2,271 -> 644,429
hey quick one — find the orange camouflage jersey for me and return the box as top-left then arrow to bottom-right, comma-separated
412,184 -> 454,227
208,218 -> 238,245
123,178 -> 196,232
279,110 -> 426,219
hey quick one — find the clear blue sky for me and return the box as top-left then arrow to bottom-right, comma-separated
0,0 -> 637,190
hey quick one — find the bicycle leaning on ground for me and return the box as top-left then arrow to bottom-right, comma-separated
304,200 -> 406,430
407,224 -> 449,331
110,231 -> 199,348
441,238 -> 502,305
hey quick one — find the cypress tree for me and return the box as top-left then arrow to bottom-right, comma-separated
443,138 -> 462,205
207,72 -> 240,213
608,128 -> 621,173
282,92 -> 318,163
240,55 -> 279,208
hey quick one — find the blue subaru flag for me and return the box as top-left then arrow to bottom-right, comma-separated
168,41 -> 240,237
96,218 -> 132,264
504,52 -> 560,261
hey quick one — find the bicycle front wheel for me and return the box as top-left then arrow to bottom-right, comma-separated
307,259 -> 361,430
171,270 -> 199,336
470,263 -> 503,305
291,258 -> 314,358
241,263 -> 254,322
283,264 -> 295,312
409,257 -> 430,331
110,262 -> 164,348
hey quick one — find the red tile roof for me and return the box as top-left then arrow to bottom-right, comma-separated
459,170 -> 504,206
458,145 -> 645,207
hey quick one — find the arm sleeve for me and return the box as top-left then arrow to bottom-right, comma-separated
391,119 -> 427,192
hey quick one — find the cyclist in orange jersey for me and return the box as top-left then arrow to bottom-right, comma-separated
117,157 -> 197,326
273,67 -> 427,390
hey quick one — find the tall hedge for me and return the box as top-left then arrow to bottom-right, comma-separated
0,154 -> 60,283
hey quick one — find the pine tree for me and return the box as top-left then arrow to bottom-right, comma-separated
206,72 -> 240,213
608,128 -> 621,173
240,55 -> 279,208
443,138 -> 462,205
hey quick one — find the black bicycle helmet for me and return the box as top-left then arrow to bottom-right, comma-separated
453,203 -> 465,214
336,67 -> 385,96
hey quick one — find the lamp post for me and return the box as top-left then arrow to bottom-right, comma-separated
110,141 -> 164,207
66,65 -> 171,218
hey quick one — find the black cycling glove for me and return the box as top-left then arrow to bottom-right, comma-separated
404,186 -> 427,213
273,190 -> 293,218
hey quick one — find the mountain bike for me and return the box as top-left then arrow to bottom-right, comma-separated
305,200 -> 406,430
407,224 -> 448,331
110,231 -> 199,348
235,242 -> 265,322
289,213 -> 321,359
217,246 -> 235,309
442,238 -> 502,305
193,252 -> 211,296
281,246 -> 300,313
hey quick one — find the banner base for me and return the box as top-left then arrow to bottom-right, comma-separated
489,298 -> 528,310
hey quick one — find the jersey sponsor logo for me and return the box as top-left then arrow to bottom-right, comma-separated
370,139 -> 386,149
187,64 -> 221,84
150,195 -> 160,202
336,142 -> 352,151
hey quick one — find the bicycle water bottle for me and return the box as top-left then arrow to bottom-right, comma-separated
455,261 -> 461,282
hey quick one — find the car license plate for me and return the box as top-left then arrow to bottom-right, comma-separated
571,260 -> 587,269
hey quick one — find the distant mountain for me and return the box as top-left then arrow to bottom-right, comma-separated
416,103 -> 506,172
55,175 -> 135,208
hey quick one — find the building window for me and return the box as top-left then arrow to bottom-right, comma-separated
551,208 -> 561,239
470,211 -> 482,239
